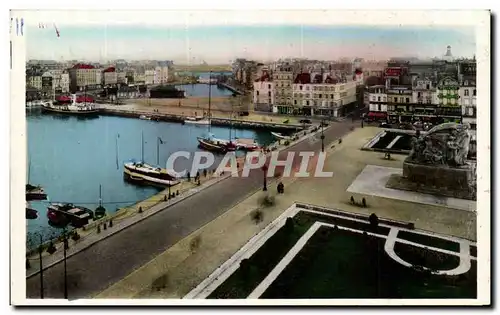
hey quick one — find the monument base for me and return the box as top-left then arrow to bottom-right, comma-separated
385,160 -> 476,201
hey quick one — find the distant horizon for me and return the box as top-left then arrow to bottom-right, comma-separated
26,24 -> 476,64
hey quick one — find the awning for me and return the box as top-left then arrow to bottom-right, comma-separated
367,111 -> 387,118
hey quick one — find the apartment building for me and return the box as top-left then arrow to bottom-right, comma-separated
291,73 -> 357,117
272,63 -> 294,114
27,75 -> 42,90
253,71 -> 274,112
155,66 -> 169,84
436,76 -> 462,122
69,63 -> 103,92
458,60 -> 477,135
47,69 -> 70,93
365,85 -> 387,120
103,67 -> 118,86
117,71 -> 128,85
145,69 -> 155,85
41,72 -> 54,99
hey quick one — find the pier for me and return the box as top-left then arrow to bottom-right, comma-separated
99,108 -> 303,131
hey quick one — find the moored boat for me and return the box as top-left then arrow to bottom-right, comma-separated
270,131 -> 291,140
197,137 -> 228,153
26,184 -> 47,201
47,203 -> 94,228
139,115 -> 152,120
26,202 -> 38,220
234,138 -> 260,151
123,160 -> 180,187
41,94 -> 100,116
184,116 -> 211,125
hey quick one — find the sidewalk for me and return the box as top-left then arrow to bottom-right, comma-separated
26,122 -> 327,279
95,126 -> 476,299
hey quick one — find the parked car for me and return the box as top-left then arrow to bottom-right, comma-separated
379,122 -> 392,128
299,119 -> 312,124
238,111 -> 249,116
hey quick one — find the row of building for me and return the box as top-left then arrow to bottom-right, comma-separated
364,57 -> 477,133
26,60 -> 174,99
250,60 -> 364,118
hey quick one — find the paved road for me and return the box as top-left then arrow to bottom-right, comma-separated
26,121 -> 356,299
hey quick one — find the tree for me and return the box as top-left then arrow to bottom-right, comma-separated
369,213 -> 379,228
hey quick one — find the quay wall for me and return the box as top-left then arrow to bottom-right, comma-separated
99,108 -> 303,131
216,83 -> 244,95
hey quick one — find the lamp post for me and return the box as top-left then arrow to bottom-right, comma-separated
320,120 -> 325,153
63,227 -> 68,299
261,164 -> 268,191
35,233 -> 44,299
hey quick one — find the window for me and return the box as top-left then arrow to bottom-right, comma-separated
256,91 -> 259,96
268,84 -> 271,89
406,98 -> 410,103
378,96 -> 381,102
306,100 -> 310,106
300,85 -> 303,90
464,89 -> 469,96
378,104 -> 381,111
294,100 -> 297,105
473,89 -> 476,96
417,92 -> 422,98
319,94 -> 322,98
426,84 -> 430,90
268,91 -> 271,97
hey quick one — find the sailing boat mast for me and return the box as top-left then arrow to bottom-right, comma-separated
27,158 -> 31,184
99,184 -> 102,207
141,131 -> 145,162
208,70 -> 212,132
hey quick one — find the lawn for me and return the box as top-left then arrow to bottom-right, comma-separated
260,226 -> 476,299
207,211 -> 391,299
396,230 -> 461,253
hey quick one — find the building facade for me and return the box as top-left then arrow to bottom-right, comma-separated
69,64 -> 103,92
435,76 -> 462,123
154,66 -> 169,84
252,71 -> 274,112
145,69 -> 155,85
41,72 -> 54,100
103,67 -> 118,86
366,85 -> 387,114
117,71 -> 128,85
458,60 -> 477,137
27,75 -> 42,90
272,63 -> 294,114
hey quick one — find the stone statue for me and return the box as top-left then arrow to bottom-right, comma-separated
406,122 -> 471,167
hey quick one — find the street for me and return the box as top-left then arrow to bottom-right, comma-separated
26,120 -> 357,299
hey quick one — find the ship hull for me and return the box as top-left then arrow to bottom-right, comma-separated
197,138 -> 228,153
123,164 -> 180,187
41,106 -> 100,116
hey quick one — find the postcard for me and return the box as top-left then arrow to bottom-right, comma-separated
10,9 -> 490,306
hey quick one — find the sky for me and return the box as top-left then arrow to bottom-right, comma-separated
25,24 -> 476,64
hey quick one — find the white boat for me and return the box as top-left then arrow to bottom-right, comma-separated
123,160 -> 180,187
139,115 -> 152,120
26,100 -> 45,109
41,94 -> 99,115
271,131 -> 291,140
184,116 -> 211,125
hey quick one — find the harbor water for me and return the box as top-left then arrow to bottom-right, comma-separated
175,71 -> 234,97
26,110 -> 274,242
175,84 -> 234,97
